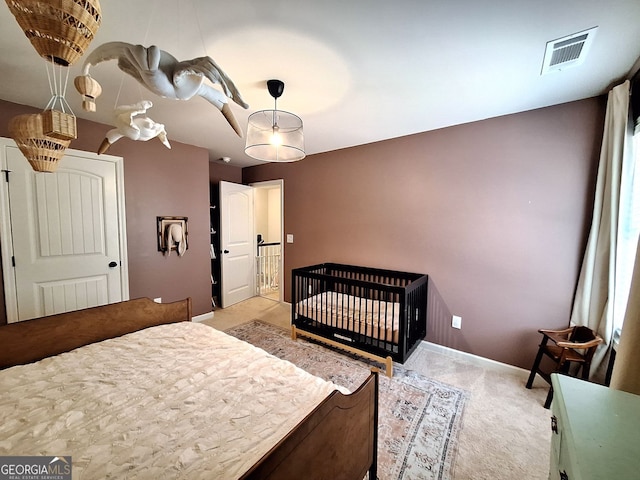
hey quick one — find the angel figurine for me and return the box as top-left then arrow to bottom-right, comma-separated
98,100 -> 171,154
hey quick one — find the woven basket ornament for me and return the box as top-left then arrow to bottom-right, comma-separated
74,74 -> 102,112
5,0 -> 102,66
9,113 -> 71,172
41,108 -> 77,140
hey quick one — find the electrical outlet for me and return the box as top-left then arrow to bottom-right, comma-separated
452,315 -> 462,329
153,297 -> 162,303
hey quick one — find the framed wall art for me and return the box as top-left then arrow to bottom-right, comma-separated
157,216 -> 188,256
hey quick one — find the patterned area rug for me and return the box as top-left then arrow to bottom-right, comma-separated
225,321 -> 467,480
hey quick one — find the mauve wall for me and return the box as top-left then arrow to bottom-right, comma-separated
0,99 -> 217,318
210,162 -> 242,184
243,98 -> 606,369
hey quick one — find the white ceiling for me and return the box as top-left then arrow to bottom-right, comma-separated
1,1 -> 640,167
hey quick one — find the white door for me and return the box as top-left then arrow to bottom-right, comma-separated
0,140 -> 129,322
219,181 -> 255,307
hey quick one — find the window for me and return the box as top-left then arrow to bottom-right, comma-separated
613,123 -> 640,331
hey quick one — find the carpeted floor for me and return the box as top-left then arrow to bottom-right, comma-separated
226,320 -> 468,480
204,296 -> 552,480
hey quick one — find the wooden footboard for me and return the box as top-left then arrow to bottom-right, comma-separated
241,369 -> 379,480
0,297 -> 192,369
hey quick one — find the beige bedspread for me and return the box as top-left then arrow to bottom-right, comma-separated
296,292 -> 400,343
0,322 -> 341,479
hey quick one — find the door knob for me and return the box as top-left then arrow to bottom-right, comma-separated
108,261 -> 118,268
222,250 -> 230,254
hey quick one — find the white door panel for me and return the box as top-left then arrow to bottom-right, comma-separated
0,140 -> 128,322
38,275 -> 108,314
220,181 -> 254,307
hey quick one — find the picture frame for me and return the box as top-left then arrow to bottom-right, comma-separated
157,216 -> 188,254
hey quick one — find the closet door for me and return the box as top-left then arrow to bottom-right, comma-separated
0,141 -> 128,322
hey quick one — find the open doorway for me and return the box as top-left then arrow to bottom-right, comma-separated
251,180 -> 283,302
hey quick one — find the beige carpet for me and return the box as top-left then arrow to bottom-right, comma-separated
227,320 -> 467,480
203,297 -> 552,480
403,346 -> 551,479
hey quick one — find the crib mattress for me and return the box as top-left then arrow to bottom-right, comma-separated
296,291 -> 400,343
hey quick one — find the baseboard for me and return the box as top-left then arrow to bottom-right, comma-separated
192,311 -> 214,323
420,340 -> 531,379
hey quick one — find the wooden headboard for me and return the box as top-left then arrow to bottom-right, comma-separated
0,297 -> 192,369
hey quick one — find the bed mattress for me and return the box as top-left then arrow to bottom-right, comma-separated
296,291 -> 400,343
0,322 -> 341,479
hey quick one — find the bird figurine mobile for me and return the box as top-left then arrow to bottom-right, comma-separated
98,100 -> 171,154
74,41 -> 249,137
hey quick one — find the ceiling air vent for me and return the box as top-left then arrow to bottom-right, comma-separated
541,27 -> 598,75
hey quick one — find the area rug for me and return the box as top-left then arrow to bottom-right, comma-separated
225,320 -> 467,480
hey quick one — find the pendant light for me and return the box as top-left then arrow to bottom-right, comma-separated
245,80 -> 305,162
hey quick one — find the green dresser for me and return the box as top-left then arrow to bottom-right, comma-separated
549,374 -> 640,480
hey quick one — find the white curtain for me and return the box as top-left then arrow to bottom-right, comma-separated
611,88 -> 640,394
611,232 -> 640,394
569,80 -> 632,375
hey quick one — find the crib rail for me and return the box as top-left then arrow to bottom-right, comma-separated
292,263 -> 428,364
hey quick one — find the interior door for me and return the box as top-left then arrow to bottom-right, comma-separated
0,141 -> 128,322
219,181 -> 255,307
